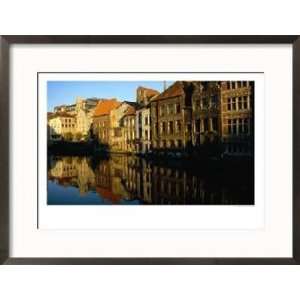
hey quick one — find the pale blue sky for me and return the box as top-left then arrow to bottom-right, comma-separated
47,81 -> 173,111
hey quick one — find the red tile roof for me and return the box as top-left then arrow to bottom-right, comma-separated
94,99 -> 120,117
153,81 -> 184,101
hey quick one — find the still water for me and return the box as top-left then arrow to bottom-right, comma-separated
47,154 -> 254,205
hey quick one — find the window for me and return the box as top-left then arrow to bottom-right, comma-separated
237,81 -> 242,88
238,118 -> 243,133
232,98 -> 236,110
243,81 -> 248,87
195,120 -> 200,132
175,103 -> 181,114
169,121 -> 174,134
144,116 -> 148,125
168,104 -> 174,115
154,123 -> 158,135
238,97 -> 243,110
232,119 -> 237,135
227,82 -> 231,89
227,98 -> 231,111
212,118 -> 218,131
232,82 -> 236,89
228,120 -> 232,134
160,122 -> 166,134
204,118 -> 209,131
243,96 -> 248,109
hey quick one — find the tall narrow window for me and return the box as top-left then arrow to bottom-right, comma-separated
228,119 -> 232,134
204,119 -> 208,131
227,98 -> 231,111
212,118 -> 218,131
232,119 -> 237,135
232,98 -> 236,110
238,97 -> 243,110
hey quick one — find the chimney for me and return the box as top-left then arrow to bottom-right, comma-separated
163,81 -> 167,91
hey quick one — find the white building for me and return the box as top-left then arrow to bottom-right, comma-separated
48,112 -> 76,140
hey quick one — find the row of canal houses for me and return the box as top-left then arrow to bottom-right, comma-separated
48,81 -> 254,157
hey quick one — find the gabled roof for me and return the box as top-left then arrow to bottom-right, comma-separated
93,99 -> 120,117
137,86 -> 160,99
152,81 -> 184,101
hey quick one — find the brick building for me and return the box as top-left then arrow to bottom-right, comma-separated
149,80 -> 254,157
220,81 -> 254,156
92,99 -> 120,146
150,81 -> 186,150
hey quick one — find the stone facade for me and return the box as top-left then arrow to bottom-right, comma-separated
121,107 -> 136,153
48,112 -> 76,140
150,80 -> 253,157
191,81 -> 221,146
220,81 -> 254,156
74,97 -> 98,138
48,81 -> 253,158
92,99 -> 120,147
110,102 -> 136,152
150,81 -> 186,149
49,97 -> 99,141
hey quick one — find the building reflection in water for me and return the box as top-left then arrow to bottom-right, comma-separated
47,155 -> 254,205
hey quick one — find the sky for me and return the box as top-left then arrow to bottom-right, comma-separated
47,81 -> 173,111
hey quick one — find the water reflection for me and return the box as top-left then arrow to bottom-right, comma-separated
47,155 -> 254,205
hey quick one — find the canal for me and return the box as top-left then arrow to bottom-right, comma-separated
47,154 -> 254,205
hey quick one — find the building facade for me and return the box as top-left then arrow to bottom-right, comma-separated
48,81 -> 253,158
49,97 -> 100,141
220,81 -> 254,156
48,112 -> 76,140
150,81 -> 186,150
149,80 -> 253,157
190,81 -> 221,148
92,99 -> 120,147
121,106 -> 136,153
74,97 -> 99,139
135,87 -> 160,153
110,102 -> 137,152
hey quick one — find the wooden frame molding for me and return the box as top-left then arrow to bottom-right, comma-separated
1,35 -> 299,265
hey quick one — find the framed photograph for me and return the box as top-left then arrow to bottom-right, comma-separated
0,35 -> 299,264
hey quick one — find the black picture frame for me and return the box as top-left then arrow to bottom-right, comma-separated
0,35 -> 299,265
